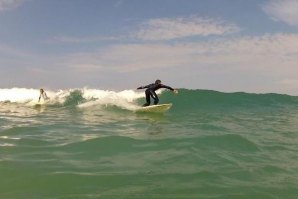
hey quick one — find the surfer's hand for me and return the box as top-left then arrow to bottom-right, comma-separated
173,89 -> 179,94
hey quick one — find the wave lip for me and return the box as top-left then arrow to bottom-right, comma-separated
0,88 -> 43,103
0,88 -> 146,110
77,89 -> 143,111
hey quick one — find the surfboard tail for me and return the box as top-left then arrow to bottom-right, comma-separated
136,103 -> 172,113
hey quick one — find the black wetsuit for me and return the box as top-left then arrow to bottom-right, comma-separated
137,83 -> 174,106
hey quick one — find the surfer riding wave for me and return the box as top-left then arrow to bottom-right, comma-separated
39,88 -> 49,102
137,80 -> 178,106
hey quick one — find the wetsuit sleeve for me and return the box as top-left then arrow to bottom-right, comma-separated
160,84 -> 174,91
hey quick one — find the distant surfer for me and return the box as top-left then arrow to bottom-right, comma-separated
137,80 -> 178,106
38,88 -> 49,102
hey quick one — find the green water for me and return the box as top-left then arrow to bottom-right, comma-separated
1,89 -> 298,198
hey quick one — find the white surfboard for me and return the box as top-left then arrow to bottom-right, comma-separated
34,100 -> 48,106
136,103 -> 172,113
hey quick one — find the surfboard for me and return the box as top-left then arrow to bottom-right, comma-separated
34,100 -> 47,106
136,103 -> 172,113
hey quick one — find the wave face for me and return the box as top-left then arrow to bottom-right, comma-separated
1,88 -> 297,110
1,88 -> 298,198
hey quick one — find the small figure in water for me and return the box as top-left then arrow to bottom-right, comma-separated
137,79 -> 178,106
39,88 -> 49,102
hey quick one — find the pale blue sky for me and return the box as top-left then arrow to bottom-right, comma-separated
1,0 -> 298,94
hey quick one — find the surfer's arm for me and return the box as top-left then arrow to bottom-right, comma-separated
160,84 -> 174,91
160,84 -> 179,94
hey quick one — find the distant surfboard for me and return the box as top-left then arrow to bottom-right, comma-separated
136,103 -> 172,113
34,100 -> 48,106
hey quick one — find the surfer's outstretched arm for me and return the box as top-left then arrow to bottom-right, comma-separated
160,84 -> 179,94
160,84 -> 174,91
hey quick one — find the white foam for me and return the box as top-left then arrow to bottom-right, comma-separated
0,143 -> 15,147
0,87 -> 148,110
78,88 -> 144,110
0,88 -> 55,103
0,136 -> 20,140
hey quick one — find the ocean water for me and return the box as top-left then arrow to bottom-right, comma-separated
1,88 -> 298,199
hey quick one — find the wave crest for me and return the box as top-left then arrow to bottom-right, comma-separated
0,88 -> 145,110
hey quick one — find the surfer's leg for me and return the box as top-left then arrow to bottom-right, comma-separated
143,90 -> 151,106
152,92 -> 159,105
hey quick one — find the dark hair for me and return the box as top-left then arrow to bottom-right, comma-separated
155,79 -> 161,84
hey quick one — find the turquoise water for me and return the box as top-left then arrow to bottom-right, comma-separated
1,88 -> 298,199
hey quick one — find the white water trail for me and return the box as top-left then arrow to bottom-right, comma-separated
0,87 -> 153,110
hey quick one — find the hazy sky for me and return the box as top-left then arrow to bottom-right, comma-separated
1,0 -> 298,94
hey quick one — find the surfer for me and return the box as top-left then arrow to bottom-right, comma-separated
38,88 -> 49,102
137,80 -> 178,106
